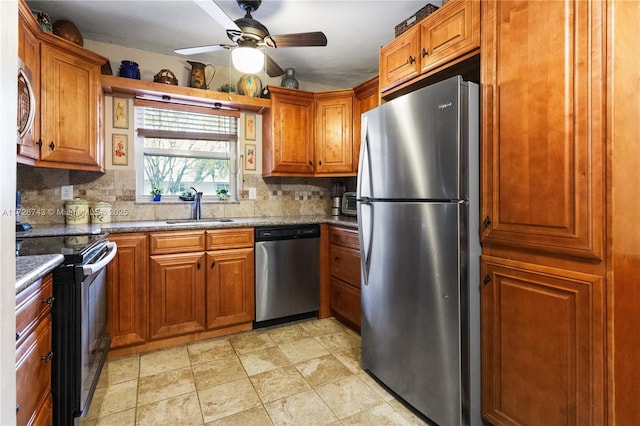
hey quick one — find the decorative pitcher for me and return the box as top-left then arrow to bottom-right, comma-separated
187,61 -> 215,89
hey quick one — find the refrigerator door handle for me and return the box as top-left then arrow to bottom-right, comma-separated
358,199 -> 373,286
357,116 -> 373,200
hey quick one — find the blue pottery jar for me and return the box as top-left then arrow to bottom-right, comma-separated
119,60 -> 140,80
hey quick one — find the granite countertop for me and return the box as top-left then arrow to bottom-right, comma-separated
18,215 -> 358,236
16,254 -> 64,295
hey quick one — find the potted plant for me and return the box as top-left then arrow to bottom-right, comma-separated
179,189 -> 195,201
150,187 -> 163,201
216,188 -> 229,201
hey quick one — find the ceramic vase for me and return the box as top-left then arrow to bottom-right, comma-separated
281,68 -> 299,89
237,74 -> 262,97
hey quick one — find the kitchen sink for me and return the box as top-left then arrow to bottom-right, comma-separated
165,219 -> 235,224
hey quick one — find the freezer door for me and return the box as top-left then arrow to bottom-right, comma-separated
360,200 -> 467,426
358,76 -> 467,201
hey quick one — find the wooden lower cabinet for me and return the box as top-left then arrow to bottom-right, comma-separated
329,226 -> 361,331
149,252 -> 206,340
107,229 -> 255,355
206,248 -> 255,329
481,255 -> 604,425
16,274 -> 54,426
107,233 -> 148,349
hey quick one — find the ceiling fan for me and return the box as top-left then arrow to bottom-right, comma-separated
175,0 -> 328,77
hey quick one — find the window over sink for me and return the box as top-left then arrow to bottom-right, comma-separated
134,100 -> 240,202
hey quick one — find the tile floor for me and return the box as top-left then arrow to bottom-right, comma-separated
82,317 -> 430,425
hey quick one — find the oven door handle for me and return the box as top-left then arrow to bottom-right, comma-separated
82,242 -> 117,277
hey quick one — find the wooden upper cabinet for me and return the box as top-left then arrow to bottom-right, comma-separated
262,86 -> 315,176
379,0 -> 479,94
17,0 -> 41,162
38,33 -> 106,172
314,90 -> 354,174
481,0 -> 605,260
379,26 -> 421,92
353,76 -> 379,172
420,0 -> 479,72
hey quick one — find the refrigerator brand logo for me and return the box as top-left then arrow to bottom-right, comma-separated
438,102 -> 453,110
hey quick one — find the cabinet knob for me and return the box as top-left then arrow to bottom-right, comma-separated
422,48 -> 428,58
15,332 -> 21,341
49,141 -> 55,151
319,160 -> 322,166
483,275 -> 492,286
36,139 -> 43,148
16,404 -> 19,414
483,216 -> 492,228
409,55 -> 416,64
42,296 -> 55,305
211,260 -> 216,269
309,160 -> 313,166
40,352 -> 54,363
197,262 -> 201,270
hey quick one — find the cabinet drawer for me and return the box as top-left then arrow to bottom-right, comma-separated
206,228 -> 254,250
330,245 -> 361,287
16,275 -> 53,346
150,231 -> 205,254
330,278 -> 361,329
16,315 -> 52,426
330,227 -> 359,250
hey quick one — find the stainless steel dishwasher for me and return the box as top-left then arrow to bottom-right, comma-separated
254,224 -> 320,324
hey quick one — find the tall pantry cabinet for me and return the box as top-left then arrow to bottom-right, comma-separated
480,0 -> 640,424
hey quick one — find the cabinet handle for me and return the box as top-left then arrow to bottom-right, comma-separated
16,404 -> 19,414
211,260 -> 216,268
483,216 -> 492,228
36,139 -> 42,148
16,332 -> 21,341
409,55 -> 416,64
319,160 -> 322,166
42,296 -> 55,305
197,262 -> 201,270
41,352 -> 53,363
334,256 -> 340,261
483,275 -> 491,286
49,141 -> 55,151
422,48 -> 428,58
309,160 -> 313,166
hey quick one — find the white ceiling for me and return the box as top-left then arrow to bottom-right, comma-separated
25,0 -> 443,89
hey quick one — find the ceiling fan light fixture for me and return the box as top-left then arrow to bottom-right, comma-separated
231,47 -> 264,74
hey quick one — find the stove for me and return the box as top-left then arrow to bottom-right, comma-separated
16,233 -> 109,264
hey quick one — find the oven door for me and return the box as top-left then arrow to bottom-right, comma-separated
78,241 -> 116,417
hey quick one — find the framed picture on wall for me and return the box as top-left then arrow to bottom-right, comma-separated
244,143 -> 256,171
112,97 -> 129,129
112,134 -> 128,165
244,114 -> 256,141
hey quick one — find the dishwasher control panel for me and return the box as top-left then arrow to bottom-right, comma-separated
255,224 -> 320,241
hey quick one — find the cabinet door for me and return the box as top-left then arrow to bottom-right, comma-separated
420,0 -> 479,72
353,76 -> 379,172
206,248 -> 255,329
379,26 -> 420,92
16,315 -> 52,426
263,87 -> 315,175
481,0 -> 605,259
39,40 -> 103,170
107,234 -> 148,349
481,256 -> 604,425
314,91 -> 354,174
149,252 -> 206,340
17,2 -> 40,162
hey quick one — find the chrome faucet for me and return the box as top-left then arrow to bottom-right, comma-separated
190,187 -> 203,220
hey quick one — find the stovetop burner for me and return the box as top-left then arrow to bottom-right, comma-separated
16,233 -> 109,264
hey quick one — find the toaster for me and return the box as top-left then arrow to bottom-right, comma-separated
341,192 -> 357,216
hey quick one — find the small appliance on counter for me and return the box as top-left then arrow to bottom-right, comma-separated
15,191 -> 31,231
341,192 -> 357,216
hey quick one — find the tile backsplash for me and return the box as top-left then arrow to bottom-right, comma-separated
17,165 -> 349,225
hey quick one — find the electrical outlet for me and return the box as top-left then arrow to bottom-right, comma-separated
61,185 -> 73,200
248,187 -> 257,200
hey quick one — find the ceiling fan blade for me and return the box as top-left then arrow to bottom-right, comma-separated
270,32 -> 328,48
174,44 -> 232,55
193,0 -> 241,32
265,54 -> 285,77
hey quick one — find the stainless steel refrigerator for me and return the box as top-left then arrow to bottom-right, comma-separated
357,76 -> 481,426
